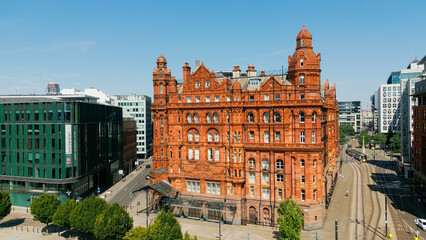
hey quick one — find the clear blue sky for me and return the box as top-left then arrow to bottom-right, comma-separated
1,1 -> 425,108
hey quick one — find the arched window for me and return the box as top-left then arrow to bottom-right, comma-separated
263,112 -> 270,123
248,113 -> 254,123
187,114 -> 192,123
160,83 -> 163,94
300,112 -> 305,123
207,113 -> 212,123
276,159 -> 284,170
301,39 -> 305,47
188,132 -> 193,141
214,132 -> 219,141
300,59 -> 304,67
262,159 -> 269,170
299,74 -> 305,85
274,112 -> 281,123
214,113 -> 219,123
195,132 -> 199,141
194,114 -> 199,123
301,159 -> 305,167
249,158 -> 255,169
312,112 -> 316,123
313,159 -> 317,167
208,132 -> 212,142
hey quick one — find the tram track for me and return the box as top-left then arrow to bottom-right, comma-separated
349,161 -> 365,239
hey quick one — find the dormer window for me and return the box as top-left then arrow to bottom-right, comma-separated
300,59 -> 304,67
249,79 -> 260,86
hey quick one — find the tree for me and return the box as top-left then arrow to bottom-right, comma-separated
358,131 -> 371,147
386,129 -> 394,146
69,195 -> 107,235
183,231 -> 197,240
94,202 -> 133,240
340,125 -> 355,137
374,133 -> 386,148
0,191 -> 11,220
146,210 -> 183,240
123,226 -> 147,240
30,194 -> 61,230
52,199 -> 78,230
390,133 -> 401,153
277,199 -> 304,240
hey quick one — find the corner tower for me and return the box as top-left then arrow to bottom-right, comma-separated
288,26 -> 321,96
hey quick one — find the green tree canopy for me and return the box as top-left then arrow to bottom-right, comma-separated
146,210 -> 183,240
374,133 -> 386,147
386,129 -> 394,146
358,131 -> 371,147
183,231 -> 197,240
30,194 -> 60,228
277,199 -> 304,240
390,133 -> 401,153
0,191 -> 11,220
123,226 -> 147,240
52,199 -> 78,230
94,202 -> 133,240
69,195 -> 107,234
340,125 -> 355,137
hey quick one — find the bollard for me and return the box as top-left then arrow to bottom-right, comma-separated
27,226 -> 28,232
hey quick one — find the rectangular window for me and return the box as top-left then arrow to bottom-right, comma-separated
249,95 -> 254,101
208,133 -> 212,141
206,96 -> 210,102
195,148 -> 199,160
300,131 -> 305,143
195,132 -> 199,141
227,96 -> 231,102
262,188 -> 270,198
188,132 -> 192,141
214,133 -> 219,141
250,186 -> 255,197
215,148 -> 219,161
206,183 -> 211,193
188,148 -> 193,160
301,190 -> 305,201
215,96 -> 219,102
313,175 -> 316,183
208,148 -> 213,161
264,131 -> 269,143
278,189 -> 283,200
275,93 -> 280,100
301,175 -> 305,183
276,174 -> 283,182
249,131 -> 254,139
313,190 -> 317,201
275,131 -> 280,141
262,173 -> 270,184
196,96 -> 200,103
187,97 -> 191,103
300,94 -> 305,100
312,131 -> 316,143
187,180 -> 200,193
249,172 -> 255,183
264,94 -> 269,101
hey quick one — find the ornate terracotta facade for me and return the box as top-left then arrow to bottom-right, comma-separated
150,26 -> 339,230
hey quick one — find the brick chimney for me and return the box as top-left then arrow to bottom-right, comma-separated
260,70 -> 265,76
183,62 -> 191,85
247,65 -> 256,77
232,65 -> 241,78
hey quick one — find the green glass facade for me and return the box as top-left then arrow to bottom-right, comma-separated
0,99 -> 122,206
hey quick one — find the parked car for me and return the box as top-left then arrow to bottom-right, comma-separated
146,164 -> 151,168
415,218 -> 426,231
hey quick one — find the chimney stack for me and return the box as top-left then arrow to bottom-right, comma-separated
232,65 -> 241,78
195,60 -> 200,71
260,70 -> 265,76
183,62 -> 191,85
247,65 -> 256,77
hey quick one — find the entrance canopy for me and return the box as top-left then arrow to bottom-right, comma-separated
169,197 -> 236,213
134,180 -> 178,197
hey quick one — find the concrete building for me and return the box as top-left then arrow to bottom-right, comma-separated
376,83 -> 401,134
361,109 -> 373,131
123,116 -> 137,175
0,95 -> 123,206
46,82 -> 60,95
338,101 -> 361,132
60,87 -> 113,105
149,27 -> 340,230
111,94 -> 152,159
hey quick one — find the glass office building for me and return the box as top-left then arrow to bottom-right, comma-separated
338,101 -> 362,132
0,95 -> 123,206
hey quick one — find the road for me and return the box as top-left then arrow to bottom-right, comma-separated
345,139 -> 426,240
107,160 -> 151,207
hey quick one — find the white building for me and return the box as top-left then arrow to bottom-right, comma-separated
111,94 -> 152,159
361,109 -> 373,131
377,83 -> 401,134
60,87 -> 112,105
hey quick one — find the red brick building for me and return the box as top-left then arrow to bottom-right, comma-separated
413,76 -> 426,197
150,26 -> 339,230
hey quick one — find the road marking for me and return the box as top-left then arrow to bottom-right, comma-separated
124,188 -> 128,191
